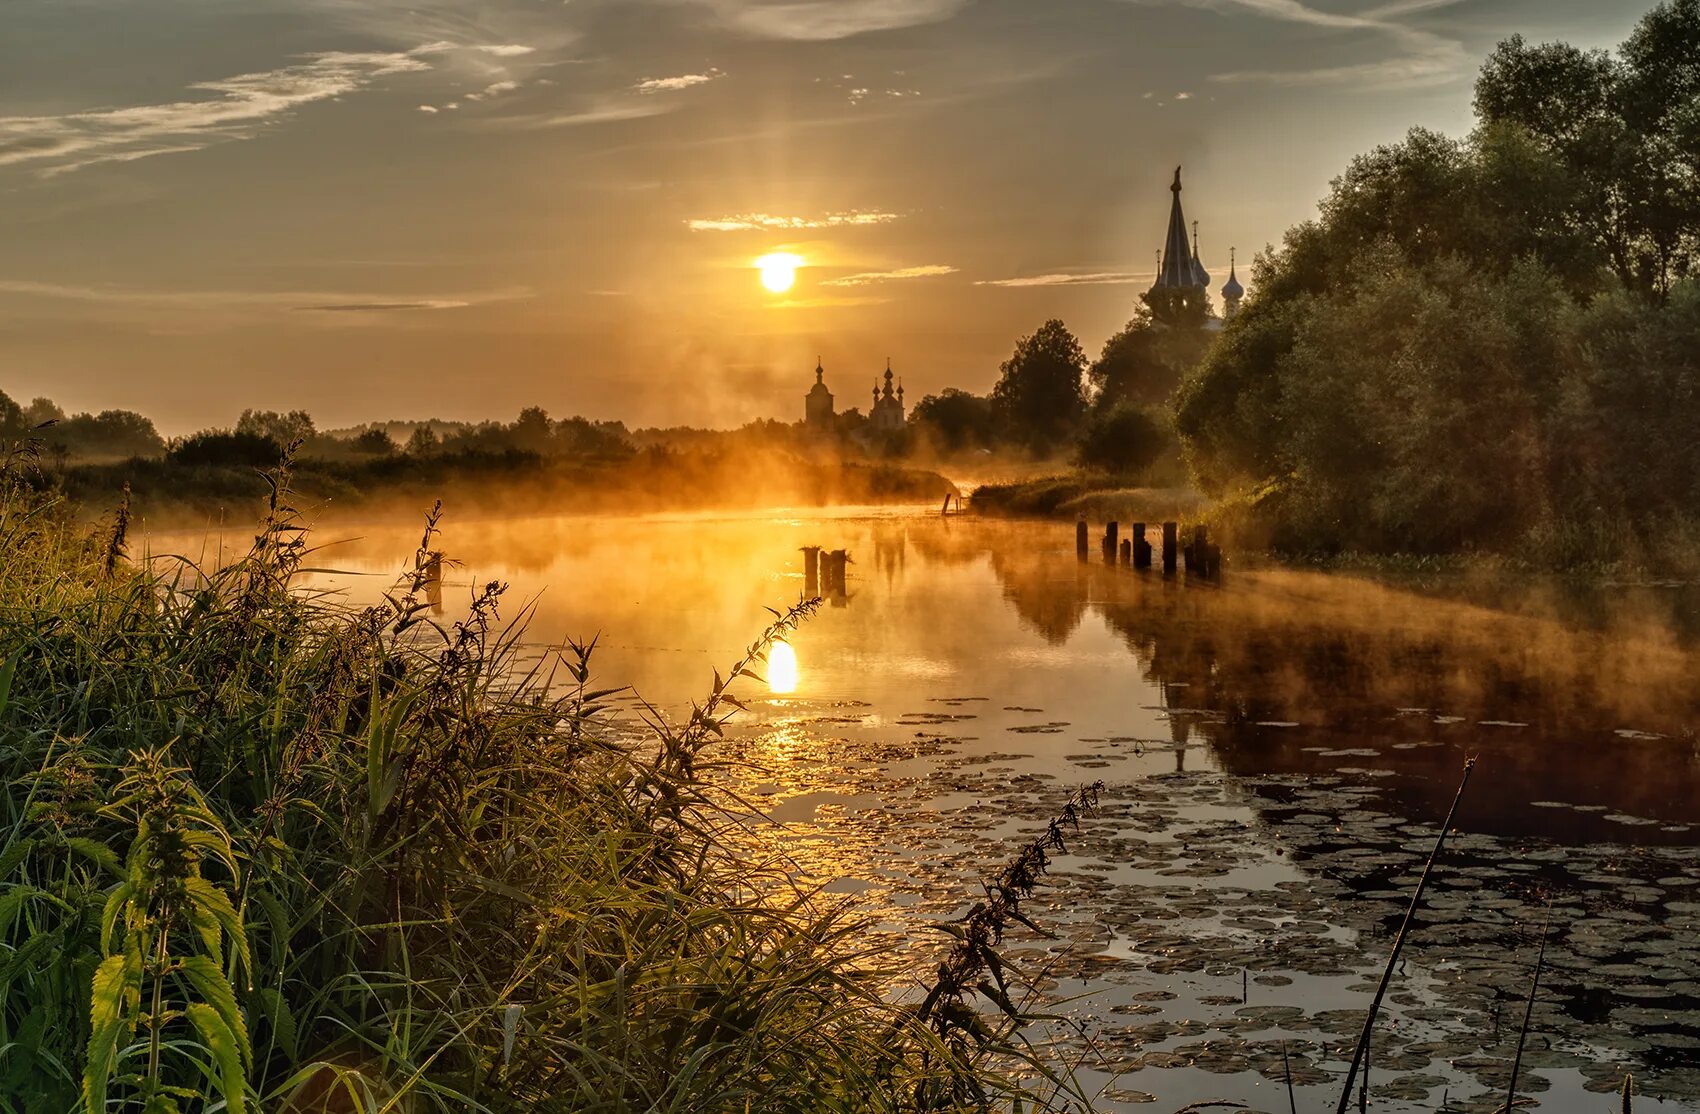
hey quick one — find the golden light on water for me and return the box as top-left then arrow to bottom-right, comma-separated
768,640 -> 799,694
756,252 -> 802,293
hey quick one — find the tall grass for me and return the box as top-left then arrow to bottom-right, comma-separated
0,445 -> 1079,1113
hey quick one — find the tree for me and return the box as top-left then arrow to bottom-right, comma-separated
0,390 -> 23,433
512,406 -> 553,453
1076,403 -> 1170,476
236,409 -> 316,446
405,426 -> 441,456
1089,298 -> 1214,409
990,320 -> 1088,453
908,389 -> 994,452
24,397 -> 66,426
352,428 -> 398,454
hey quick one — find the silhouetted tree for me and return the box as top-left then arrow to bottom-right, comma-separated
909,388 -> 994,452
237,409 -> 316,446
352,428 -> 398,454
1076,403 -> 1170,476
990,320 -> 1088,453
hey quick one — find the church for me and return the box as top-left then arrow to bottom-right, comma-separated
802,358 -> 906,432
1151,166 -> 1243,323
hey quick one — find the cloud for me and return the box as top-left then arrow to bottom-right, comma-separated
824,264 -> 956,286
634,71 -> 722,94
0,279 -> 526,320
975,271 -> 1147,287
465,79 -> 520,101
1191,0 -> 1467,88
692,0 -> 967,40
0,43 -> 533,175
686,210 -> 901,232
294,300 -> 469,312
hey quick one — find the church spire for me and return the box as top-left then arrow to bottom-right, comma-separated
1222,246 -> 1245,318
1153,166 -> 1201,290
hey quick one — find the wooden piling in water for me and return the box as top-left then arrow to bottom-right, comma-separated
827,549 -> 848,595
1076,519 -> 1089,560
1132,522 -> 1151,569
1119,539 -> 1131,565
1162,522 -> 1177,575
801,546 -> 821,596
425,552 -> 444,611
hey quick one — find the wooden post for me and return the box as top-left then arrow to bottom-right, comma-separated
425,552 -> 444,611
801,546 -> 821,596
827,549 -> 848,594
1207,542 -> 1222,579
1193,526 -> 1208,574
1162,522 -> 1177,575
1119,539 -> 1131,565
1132,522 -> 1151,569
1076,519 -> 1089,561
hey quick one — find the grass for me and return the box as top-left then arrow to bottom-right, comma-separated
969,476 -> 1204,524
0,441 -> 1088,1113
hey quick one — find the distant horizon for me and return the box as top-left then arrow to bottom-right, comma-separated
1,0 -> 1647,433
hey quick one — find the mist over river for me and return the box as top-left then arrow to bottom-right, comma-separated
151,507 -> 1700,1113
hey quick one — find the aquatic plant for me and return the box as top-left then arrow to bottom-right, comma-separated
0,451 -> 1081,1112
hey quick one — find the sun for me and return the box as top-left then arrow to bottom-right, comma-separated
767,640 -> 799,694
755,252 -> 803,294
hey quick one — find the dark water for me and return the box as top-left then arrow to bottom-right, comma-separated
153,509 -> 1700,1112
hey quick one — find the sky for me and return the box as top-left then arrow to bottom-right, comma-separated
0,0 -> 1652,434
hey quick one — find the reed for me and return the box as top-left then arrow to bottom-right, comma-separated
0,451 -> 1079,1112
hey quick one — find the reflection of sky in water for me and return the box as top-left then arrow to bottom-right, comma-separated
145,508 -> 1700,1112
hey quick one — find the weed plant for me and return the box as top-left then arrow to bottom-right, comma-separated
0,443 -> 1082,1113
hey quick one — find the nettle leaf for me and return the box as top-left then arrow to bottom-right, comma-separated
183,877 -> 250,977
62,837 -> 122,878
84,941 -> 142,1114
0,837 -> 35,879
185,1002 -> 248,1114
251,987 -> 298,1061
176,956 -> 251,1068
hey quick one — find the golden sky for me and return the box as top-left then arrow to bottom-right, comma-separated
0,0 -> 1644,433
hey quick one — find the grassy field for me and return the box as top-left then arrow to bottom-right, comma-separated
0,443 -> 1088,1113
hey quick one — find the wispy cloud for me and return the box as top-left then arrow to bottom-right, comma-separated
1193,0 -> 1466,88
687,210 -> 900,232
0,43 -> 532,175
0,279 -> 526,320
824,264 -> 956,286
634,71 -> 722,94
294,300 -> 469,312
693,0 -> 967,40
976,271 -> 1147,287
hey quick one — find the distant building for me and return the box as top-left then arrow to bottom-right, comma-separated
1149,166 -> 1242,326
869,360 -> 905,433
805,358 -> 835,427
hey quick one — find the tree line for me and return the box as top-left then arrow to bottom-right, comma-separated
1174,0 -> 1700,562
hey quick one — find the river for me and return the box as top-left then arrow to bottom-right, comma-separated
149,506 -> 1700,1113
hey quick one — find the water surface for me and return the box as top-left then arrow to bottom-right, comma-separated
151,508 -> 1700,1112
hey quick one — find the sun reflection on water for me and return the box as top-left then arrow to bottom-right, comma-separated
768,640 -> 799,694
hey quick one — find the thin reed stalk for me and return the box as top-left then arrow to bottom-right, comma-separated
1334,758 -> 1475,1114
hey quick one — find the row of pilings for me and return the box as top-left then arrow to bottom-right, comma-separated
1076,519 -> 1221,580
800,546 -> 850,598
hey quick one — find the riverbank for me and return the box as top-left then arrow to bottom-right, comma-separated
46,444 -> 958,526
969,475 -> 1205,524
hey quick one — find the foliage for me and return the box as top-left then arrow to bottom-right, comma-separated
0,456 -> 1082,1113
1088,304 -> 1206,410
1174,0 -> 1700,564
908,389 -> 995,453
167,430 -> 285,469
1075,402 -> 1171,477
236,409 -> 317,446
989,320 -> 1088,454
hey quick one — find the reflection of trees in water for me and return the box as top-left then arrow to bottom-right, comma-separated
987,556 -> 1700,839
